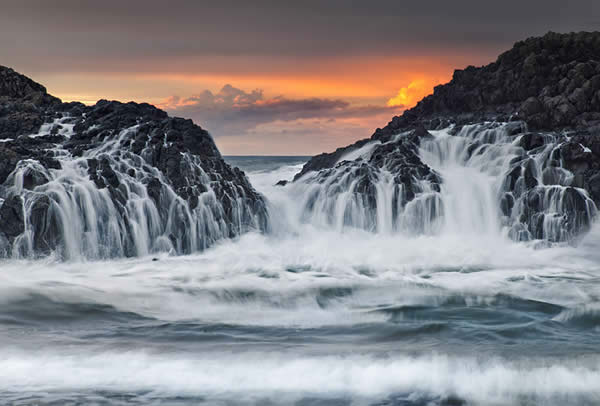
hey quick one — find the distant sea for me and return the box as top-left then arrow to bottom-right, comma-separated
224,155 -> 311,173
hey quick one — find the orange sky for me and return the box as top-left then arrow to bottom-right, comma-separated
34,55 -> 471,155
43,55 -> 459,105
2,0 -> 594,155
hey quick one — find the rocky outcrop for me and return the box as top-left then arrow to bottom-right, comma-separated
292,126 -> 443,233
293,32 -> 600,243
0,66 -> 268,259
0,67 -> 61,140
377,31 -> 600,135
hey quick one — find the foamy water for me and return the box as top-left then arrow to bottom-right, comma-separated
1,153 -> 599,405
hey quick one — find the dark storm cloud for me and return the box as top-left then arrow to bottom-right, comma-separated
161,84 -> 398,136
0,0 -> 596,72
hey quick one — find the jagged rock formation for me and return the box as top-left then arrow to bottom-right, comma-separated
0,66 -> 268,259
293,32 -> 600,243
293,127 -> 443,233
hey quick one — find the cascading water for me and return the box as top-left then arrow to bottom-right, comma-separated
291,131 -> 443,235
419,127 -> 507,237
290,122 -> 597,244
0,117 -> 597,261
0,116 -> 267,260
2,153 -> 600,406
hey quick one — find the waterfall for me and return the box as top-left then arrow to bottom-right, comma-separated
292,122 -> 597,244
1,118 -> 596,261
419,127 -> 506,237
0,117 -> 267,260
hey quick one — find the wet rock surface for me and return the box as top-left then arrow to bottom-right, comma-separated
293,127 -> 442,233
0,66 -> 268,258
294,32 -> 600,243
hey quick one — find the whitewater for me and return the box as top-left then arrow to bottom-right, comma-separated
2,129 -> 600,405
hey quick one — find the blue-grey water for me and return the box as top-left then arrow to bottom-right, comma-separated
1,156 -> 600,405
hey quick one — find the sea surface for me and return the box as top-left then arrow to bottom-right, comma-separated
1,156 -> 600,405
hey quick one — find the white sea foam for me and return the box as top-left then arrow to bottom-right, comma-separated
1,149 -> 600,403
0,221 -> 598,328
0,155 -> 598,330
0,349 -> 598,404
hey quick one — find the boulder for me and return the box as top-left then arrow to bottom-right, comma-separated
0,195 -> 24,239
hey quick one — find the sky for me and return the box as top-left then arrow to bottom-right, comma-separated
1,0 -> 597,155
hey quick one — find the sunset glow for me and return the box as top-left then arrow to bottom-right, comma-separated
2,1 -> 588,154
38,64 -> 454,154
387,79 -> 434,108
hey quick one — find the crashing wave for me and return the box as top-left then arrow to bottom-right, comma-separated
291,122 -> 597,244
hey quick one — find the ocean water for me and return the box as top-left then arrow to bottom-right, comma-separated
1,155 -> 600,405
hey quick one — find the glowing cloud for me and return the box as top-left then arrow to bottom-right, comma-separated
387,79 -> 433,108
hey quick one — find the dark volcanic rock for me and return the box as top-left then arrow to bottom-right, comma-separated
0,195 -> 24,238
559,132 -> 600,203
0,66 -> 59,105
294,127 -> 442,232
294,31 -> 600,243
0,66 -> 61,140
339,31 -> 600,141
397,32 -> 600,131
0,66 -> 268,258
517,133 -> 546,151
